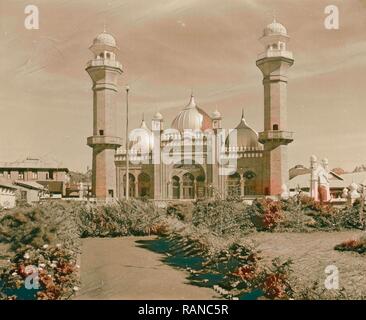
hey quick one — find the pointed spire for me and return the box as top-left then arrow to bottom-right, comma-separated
272,10 -> 276,23
237,108 -> 248,128
140,113 -> 148,129
186,92 -> 197,109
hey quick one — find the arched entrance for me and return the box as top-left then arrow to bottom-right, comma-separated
170,161 -> 206,200
172,176 -> 180,199
227,172 -> 241,197
138,173 -> 151,198
123,173 -> 136,197
182,173 -> 194,199
243,170 -> 256,195
196,175 -> 206,199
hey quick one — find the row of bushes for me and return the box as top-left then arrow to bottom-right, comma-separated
184,196 -> 365,235
0,196 -> 364,299
159,226 -> 359,300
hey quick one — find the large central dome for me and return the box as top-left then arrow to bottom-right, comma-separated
171,95 -> 212,132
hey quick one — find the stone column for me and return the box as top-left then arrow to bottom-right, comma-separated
240,177 -> 244,197
194,179 -> 197,200
179,181 -> 183,199
134,176 -> 138,198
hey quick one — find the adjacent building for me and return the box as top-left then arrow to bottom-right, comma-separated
0,158 -> 69,197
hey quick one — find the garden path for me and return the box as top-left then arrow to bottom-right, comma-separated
75,236 -> 217,300
243,230 -> 366,297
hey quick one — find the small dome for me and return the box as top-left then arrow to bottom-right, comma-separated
226,111 -> 261,149
93,31 -> 117,47
171,95 -> 212,132
129,119 -> 153,153
153,111 -> 163,120
263,19 -> 287,36
211,110 -> 221,120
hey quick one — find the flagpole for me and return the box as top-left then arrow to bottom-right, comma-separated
125,85 -> 130,200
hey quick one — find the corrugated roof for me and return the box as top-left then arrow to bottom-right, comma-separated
14,180 -> 45,190
0,158 -> 68,171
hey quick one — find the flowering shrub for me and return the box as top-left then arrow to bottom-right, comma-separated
258,258 -> 293,299
249,199 -> 284,231
334,236 -> 366,254
0,244 -> 79,300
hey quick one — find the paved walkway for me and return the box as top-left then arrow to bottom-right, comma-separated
75,236 -> 217,300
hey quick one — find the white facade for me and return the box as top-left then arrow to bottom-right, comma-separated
0,185 -> 16,209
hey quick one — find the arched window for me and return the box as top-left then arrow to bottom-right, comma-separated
273,124 -> 279,131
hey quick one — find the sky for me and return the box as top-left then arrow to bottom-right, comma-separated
0,0 -> 366,172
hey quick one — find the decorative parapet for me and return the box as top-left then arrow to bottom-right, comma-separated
257,50 -> 293,60
86,59 -> 123,70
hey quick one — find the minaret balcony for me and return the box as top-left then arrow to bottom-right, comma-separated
86,59 -> 123,70
258,130 -> 294,145
257,50 -> 293,60
87,135 -> 123,147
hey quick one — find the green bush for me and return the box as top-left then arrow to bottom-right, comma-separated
78,199 -> 169,237
192,200 -> 254,236
0,202 -> 80,253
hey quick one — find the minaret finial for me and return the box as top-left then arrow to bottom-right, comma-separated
190,88 -> 194,97
272,10 -> 276,23
103,22 -> 107,33
142,112 -> 145,122
241,108 -> 245,120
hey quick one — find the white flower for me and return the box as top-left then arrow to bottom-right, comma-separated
42,244 -> 49,249
73,286 -> 79,292
232,297 -> 239,300
39,263 -> 46,268
50,263 -> 57,268
56,243 -> 61,248
23,253 -> 30,259
76,264 -> 80,269
11,272 -> 17,276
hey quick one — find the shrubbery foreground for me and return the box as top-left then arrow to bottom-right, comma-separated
0,197 -> 364,300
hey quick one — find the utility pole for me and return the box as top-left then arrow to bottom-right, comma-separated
125,85 -> 130,200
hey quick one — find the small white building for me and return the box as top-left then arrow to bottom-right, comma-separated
0,181 -> 17,209
14,180 -> 46,204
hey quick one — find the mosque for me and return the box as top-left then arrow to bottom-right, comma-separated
86,19 -> 295,200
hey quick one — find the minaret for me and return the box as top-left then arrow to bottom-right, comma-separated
256,19 -> 294,195
86,31 -> 123,199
